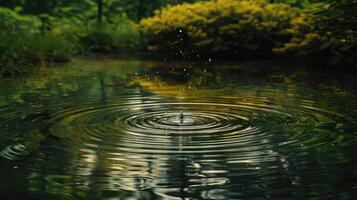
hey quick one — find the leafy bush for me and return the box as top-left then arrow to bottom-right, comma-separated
270,0 -> 310,7
140,0 -> 320,58
0,31 -> 82,76
81,16 -> 142,52
272,3 -> 324,55
0,7 -> 84,77
314,0 -> 357,66
0,7 -> 40,33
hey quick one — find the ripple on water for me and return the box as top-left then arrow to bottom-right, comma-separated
0,95 -> 356,199
46,99 -> 352,155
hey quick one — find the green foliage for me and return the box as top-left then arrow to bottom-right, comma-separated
140,0 -> 319,58
315,0 -> 357,66
0,0 -> 95,16
273,3 -> 324,55
0,5 -> 84,77
0,7 -> 40,32
270,0 -> 310,7
1,0 -> 356,73
81,22 -> 142,53
114,0 -> 197,21
0,32 -> 81,77
0,1 -> 142,77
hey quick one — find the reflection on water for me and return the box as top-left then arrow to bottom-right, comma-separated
0,55 -> 357,199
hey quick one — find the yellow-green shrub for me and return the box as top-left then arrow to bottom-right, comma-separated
140,0 -> 320,58
273,3 -> 326,56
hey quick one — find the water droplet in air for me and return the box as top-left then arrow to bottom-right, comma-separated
179,111 -> 184,123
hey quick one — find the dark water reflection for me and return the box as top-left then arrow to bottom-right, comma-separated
0,55 -> 357,199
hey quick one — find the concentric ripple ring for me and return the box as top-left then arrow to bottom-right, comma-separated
42,100 -> 352,155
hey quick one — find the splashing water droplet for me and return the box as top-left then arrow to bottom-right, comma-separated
179,111 -> 184,123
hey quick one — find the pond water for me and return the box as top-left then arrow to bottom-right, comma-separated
0,55 -> 357,199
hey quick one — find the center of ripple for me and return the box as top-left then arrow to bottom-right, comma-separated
123,108 -> 248,134
151,112 -> 217,126
45,100 -> 351,155
52,102 -> 254,138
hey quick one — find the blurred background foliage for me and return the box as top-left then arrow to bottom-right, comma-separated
0,0 -> 356,77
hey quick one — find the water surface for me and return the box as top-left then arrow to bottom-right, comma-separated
0,55 -> 357,199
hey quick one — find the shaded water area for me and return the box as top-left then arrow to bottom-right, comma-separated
0,55 -> 357,199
